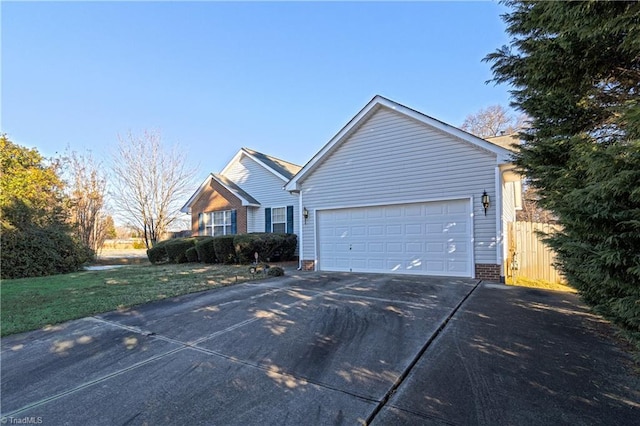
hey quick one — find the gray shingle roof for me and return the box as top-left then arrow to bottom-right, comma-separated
212,174 -> 260,206
242,148 -> 302,180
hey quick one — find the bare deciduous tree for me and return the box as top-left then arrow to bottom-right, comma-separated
461,105 -> 526,138
516,185 -> 557,224
110,130 -> 196,249
64,150 -> 109,253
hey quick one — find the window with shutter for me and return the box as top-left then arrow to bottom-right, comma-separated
271,207 -> 286,233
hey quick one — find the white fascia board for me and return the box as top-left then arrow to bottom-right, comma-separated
285,96 -> 383,191
378,97 -> 515,164
210,174 -> 260,207
219,150 -> 245,177
221,148 -> 290,183
242,149 -> 291,182
180,174 -> 214,213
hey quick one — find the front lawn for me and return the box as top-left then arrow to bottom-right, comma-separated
1,263 -> 265,336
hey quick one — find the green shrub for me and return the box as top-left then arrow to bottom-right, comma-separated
195,237 -> 216,263
185,246 -> 199,263
234,233 -> 297,263
234,233 -> 269,264
0,222 -> 93,279
164,238 -> 198,263
267,266 -> 285,277
279,233 -> 297,261
147,240 -> 169,264
213,235 -> 236,264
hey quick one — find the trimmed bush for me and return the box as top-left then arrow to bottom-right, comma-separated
185,247 -> 199,263
279,234 -> 297,261
267,266 -> 285,277
234,233 -> 297,264
0,223 -> 93,279
164,238 -> 197,263
147,240 -> 170,264
234,233 -> 270,264
195,237 -> 216,263
213,235 -> 236,264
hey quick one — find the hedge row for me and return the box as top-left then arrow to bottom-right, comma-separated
1,225 -> 94,279
147,233 -> 297,265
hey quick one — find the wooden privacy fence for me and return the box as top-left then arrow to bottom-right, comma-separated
506,221 -> 565,283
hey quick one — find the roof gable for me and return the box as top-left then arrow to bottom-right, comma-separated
221,148 -> 302,182
285,95 -> 514,191
180,173 -> 260,213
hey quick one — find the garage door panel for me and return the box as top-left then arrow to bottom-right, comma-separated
351,226 -> 366,237
386,225 -> 402,235
368,225 -> 384,236
426,223 -> 444,233
387,242 -> 403,253
406,242 -> 423,252
425,204 -> 445,215
385,207 -> 402,218
405,224 -> 422,235
368,242 -> 384,253
368,259 -> 385,269
367,209 -> 384,219
317,200 -> 471,276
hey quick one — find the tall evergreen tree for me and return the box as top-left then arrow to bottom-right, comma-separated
485,1 -> 640,332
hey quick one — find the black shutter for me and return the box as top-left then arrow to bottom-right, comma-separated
198,213 -> 204,234
231,210 -> 237,234
265,208 -> 272,232
286,206 -> 294,234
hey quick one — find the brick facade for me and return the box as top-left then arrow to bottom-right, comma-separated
301,260 -> 315,271
190,179 -> 247,236
475,263 -> 501,282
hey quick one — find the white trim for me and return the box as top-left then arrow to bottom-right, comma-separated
285,95 -> 514,191
220,150 -> 245,177
221,148 -> 292,183
312,207 -> 318,271
180,173 -> 260,213
469,196 -> 476,279
310,195 -> 472,213
495,166 -> 504,278
298,189 -> 304,270
210,174 -> 260,207
270,205 -> 287,233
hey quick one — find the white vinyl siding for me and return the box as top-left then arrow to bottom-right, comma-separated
300,107 -> 498,266
224,155 -> 299,235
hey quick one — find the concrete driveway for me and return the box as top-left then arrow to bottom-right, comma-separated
1,272 -> 638,425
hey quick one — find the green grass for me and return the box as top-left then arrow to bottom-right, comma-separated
1,263 -> 266,336
506,276 -> 577,293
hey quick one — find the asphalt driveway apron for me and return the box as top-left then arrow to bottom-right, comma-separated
2,273 -> 638,425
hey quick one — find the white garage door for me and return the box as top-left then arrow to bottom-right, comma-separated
317,199 -> 472,277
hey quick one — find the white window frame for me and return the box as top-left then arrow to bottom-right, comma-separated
213,210 -> 233,236
203,210 -> 233,236
271,206 -> 286,233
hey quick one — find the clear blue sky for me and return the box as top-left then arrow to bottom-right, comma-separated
2,1 -> 512,183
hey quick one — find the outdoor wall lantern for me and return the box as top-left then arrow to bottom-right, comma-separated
482,190 -> 490,216
303,207 -> 309,223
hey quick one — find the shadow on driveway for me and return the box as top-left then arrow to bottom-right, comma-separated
1,273 -> 637,425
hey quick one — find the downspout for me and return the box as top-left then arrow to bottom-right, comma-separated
495,166 -> 504,282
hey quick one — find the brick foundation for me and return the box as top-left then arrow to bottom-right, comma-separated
475,264 -> 501,281
301,260 -> 315,271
